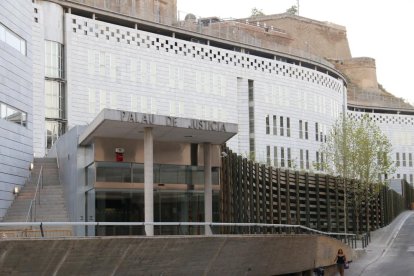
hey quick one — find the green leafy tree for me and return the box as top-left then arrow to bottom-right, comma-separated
322,114 -> 395,234
250,7 -> 265,17
286,5 -> 298,15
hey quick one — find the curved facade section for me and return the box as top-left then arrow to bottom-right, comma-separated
62,14 -> 346,171
349,111 -> 414,185
0,0 -> 33,220
33,1 -> 66,156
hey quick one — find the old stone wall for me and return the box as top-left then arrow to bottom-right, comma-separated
64,0 -> 177,24
245,13 -> 352,60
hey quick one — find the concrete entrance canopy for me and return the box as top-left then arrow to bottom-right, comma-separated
78,108 -> 237,236
78,109 -> 238,146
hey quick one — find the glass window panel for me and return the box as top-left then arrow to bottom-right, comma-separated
20,40 -> 26,55
45,40 -> 64,78
0,103 -> 6,119
5,31 -> 21,51
96,162 -> 131,182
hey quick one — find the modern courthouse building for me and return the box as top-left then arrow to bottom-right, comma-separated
1,0 -> 414,235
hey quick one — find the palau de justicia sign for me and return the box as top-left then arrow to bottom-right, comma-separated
120,111 -> 228,132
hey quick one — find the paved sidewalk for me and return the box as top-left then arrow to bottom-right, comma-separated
347,210 -> 414,276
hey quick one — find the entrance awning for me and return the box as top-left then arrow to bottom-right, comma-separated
78,109 -> 238,146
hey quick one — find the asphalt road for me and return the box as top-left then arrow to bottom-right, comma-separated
348,211 -> 414,276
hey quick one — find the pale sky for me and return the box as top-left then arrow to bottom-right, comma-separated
177,0 -> 414,105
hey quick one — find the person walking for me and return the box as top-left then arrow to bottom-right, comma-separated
334,248 -> 347,276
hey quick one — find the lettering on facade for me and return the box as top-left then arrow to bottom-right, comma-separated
121,111 -> 154,124
120,112 -> 227,132
188,119 -> 226,132
166,116 -> 178,127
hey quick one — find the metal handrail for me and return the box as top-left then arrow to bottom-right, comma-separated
25,166 -> 43,222
0,221 -> 357,240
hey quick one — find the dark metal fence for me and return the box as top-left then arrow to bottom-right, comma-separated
220,148 -> 414,234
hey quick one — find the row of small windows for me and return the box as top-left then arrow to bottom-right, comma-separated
265,116 -> 327,142
266,146 -> 325,171
0,102 -> 27,127
71,15 -> 343,92
0,22 -> 26,55
395,152 -> 413,167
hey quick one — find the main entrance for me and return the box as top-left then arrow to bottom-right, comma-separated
95,190 -> 219,235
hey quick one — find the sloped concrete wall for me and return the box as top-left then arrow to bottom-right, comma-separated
0,235 -> 352,275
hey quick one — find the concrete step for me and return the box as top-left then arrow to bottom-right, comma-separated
3,157 -> 70,224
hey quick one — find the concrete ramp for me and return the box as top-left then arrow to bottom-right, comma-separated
0,235 -> 352,275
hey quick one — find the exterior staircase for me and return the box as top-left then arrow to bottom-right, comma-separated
1,158 -> 72,237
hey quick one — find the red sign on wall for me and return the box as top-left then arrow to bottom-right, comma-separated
115,148 -> 124,162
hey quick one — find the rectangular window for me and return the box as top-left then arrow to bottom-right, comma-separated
320,124 -> 324,143
248,80 -> 254,101
286,117 -> 290,137
249,106 -> 254,134
0,102 -> 27,127
280,116 -> 284,136
305,150 -> 309,169
45,81 -> 65,119
249,138 -> 255,157
409,153 -> 413,167
265,115 -> 270,134
45,40 -> 64,78
299,120 -> 303,139
402,153 -> 406,167
273,115 -> 277,135
300,149 -> 304,169
321,152 -> 324,171
266,145 -> 271,165
316,151 -> 320,170
410,174 -> 413,184
287,148 -> 291,168
280,147 -> 285,167
273,146 -> 278,167
0,22 -> 26,55
305,122 -> 309,140
315,122 -> 319,141
396,153 -> 400,167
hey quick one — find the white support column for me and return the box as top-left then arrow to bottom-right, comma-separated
204,143 -> 212,235
144,127 -> 154,236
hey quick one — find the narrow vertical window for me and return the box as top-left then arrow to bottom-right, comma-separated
274,146 -> 278,167
299,120 -> 303,139
300,149 -> 304,169
410,174 -> 413,184
403,153 -> 406,167
265,115 -> 270,134
248,79 -> 255,158
249,107 -> 255,134
305,122 -> 309,140
409,153 -> 413,167
287,148 -> 291,168
280,116 -> 284,136
396,153 -> 400,167
316,151 -> 320,170
305,150 -> 309,169
286,117 -> 290,137
281,147 -> 285,167
273,115 -> 277,135
321,152 -> 324,171
315,122 -> 319,141
266,145 -> 271,165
